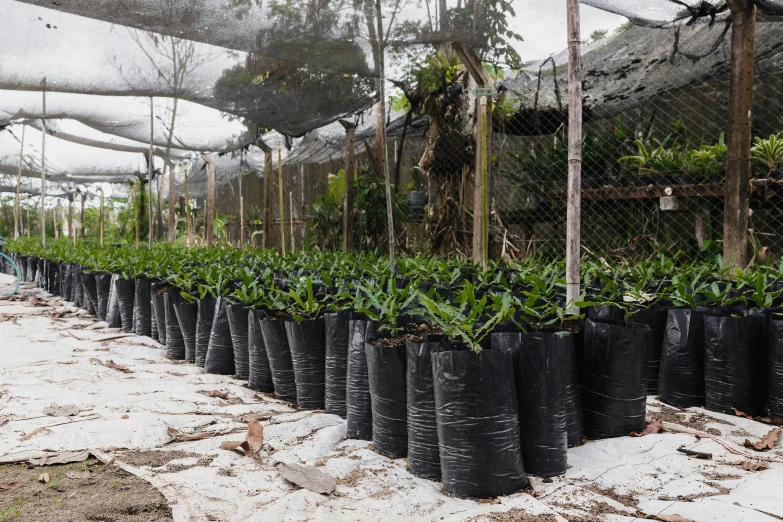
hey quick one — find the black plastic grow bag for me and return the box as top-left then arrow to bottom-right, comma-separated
106,275 -> 122,328
630,306 -> 671,395
71,265 -> 83,308
174,300 -> 198,363
94,273 -> 112,322
770,315 -> 783,420
133,276 -> 152,338
204,297 -> 235,374
324,311 -> 355,418
579,319 -> 652,439
366,339 -> 408,459
81,272 -> 98,316
704,312 -> 767,416
564,329 -> 584,448
494,331 -> 568,477
115,277 -> 136,333
151,282 -> 167,345
285,318 -> 326,410
195,299 -> 215,368
658,308 -> 707,408
432,348 -> 528,498
259,316 -> 297,402
406,339 -> 450,480
61,263 -> 73,302
164,291 -> 187,360
226,303 -> 250,380
248,310 -> 275,392
346,317 -> 373,440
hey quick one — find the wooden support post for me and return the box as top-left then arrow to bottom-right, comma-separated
26,204 -> 30,238
300,165 -> 305,248
278,148 -> 286,255
134,179 -> 140,248
167,160 -> 177,243
257,139 -> 273,250
14,125 -> 25,240
452,42 -> 493,270
148,98 -> 155,248
184,167 -> 191,250
99,188 -> 105,247
239,173 -> 244,248
201,153 -> 216,247
375,0 -> 395,267
53,201 -> 59,239
339,120 -> 357,251
565,0 -> 583,313
723,0 -> 757,270
40,81 -> 47,247
69,195 -> 74,245
289,191 -> 295,251
80,193 -> 85,238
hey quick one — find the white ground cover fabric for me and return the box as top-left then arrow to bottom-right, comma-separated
0,273 -> 781,522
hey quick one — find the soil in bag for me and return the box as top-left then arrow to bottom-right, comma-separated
115,277 -> 136,333
406,339 -> 450,480
366,337 -> 408,459
164,291 -> 187,361
248,310 -> 275,392
133,276 -> 152,338
151,282 -> 168,345
94,273 -> 113,322
81,273 -> 97,316
204,297 -> 235,375
226,303 -> 250,380
174,300 -> 198,363
195,299 -> 216,368
106,275 -> 122,328
346,317 -> 373,440
259,315 -> 297,402
770,314 -> 783,420
494,332 -> 568,477
658,308 -> 707,408
631,306 -> 671,395
324,311 -> 356,418
285,318 -> 326,410
432,348 -> 528,498
579,319 -> 652,439
704,311 -> 767,416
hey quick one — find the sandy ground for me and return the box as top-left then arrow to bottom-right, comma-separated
1,274 -> 782,522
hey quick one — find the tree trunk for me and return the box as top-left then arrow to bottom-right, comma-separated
723,0 -> 756,270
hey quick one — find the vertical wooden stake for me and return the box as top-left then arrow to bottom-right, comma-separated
239,173 -> 244,248
257,139 -> 272,250
565,0 -> 583,313
168,161 -> 177,243
300,165 -> 305,248
99,188 -> 105,247
184,166 -> 191,249
149,98 -> 155,248
14,125 -> 25,240
375,0 -> 395,268
278,148 -> 285,255
134,179 -> 140,248
339,120 -> 357,251
724,0 -> 757,270
80,193 -> 85,238
289,191 -> 295,251
69,196 -> 75,245
27,204 -> 30,238
201,153 -> 216,247
40,81 -> 47,247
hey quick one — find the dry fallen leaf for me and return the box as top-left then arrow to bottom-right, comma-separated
43,404 -> 80,417
0,482 -> 24,491
11,317 -> 19,326
653,515 -> 693,522
732,408 -> 783,426
198,390 -> 230,400
121,415 -> 129,419
0,416 -> 10,428
20,427 -> 52,441
38,473 -> 49,483
743,427 -> 782,451
219,419 -> 264,460
740,460 -> 769,472
631,419 -> 664,437
166,424 -> 212,442
104,360 -> 133,373
278,462 -> 336,494
65,471 -> 91,479
33,450 -> 91,466
57,360 -> 78,365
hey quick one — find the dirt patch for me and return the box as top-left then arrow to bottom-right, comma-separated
115,450 -> 198,468
469,509 -> 560,522
0,458 -> 172,521
651,404 -> 729,435
581,484 -> 638,510
337,466 -> 370,487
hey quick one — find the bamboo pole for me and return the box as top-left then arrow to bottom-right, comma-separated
99,188 -> 105,247
724,0 -> 757,270
201,153 -> 216,247
184,166 -> 191,250
69,195 -> 75,245
14,125 -> 25,240
40,81 -> 47,247
278,148 -> 285,255
80,193 -> 85,238
257,139 -> 272,250
168,160 -> 177,243
289,191 -> 295,251
26,204 -> 30,238
239,173 -> 244,248
375,0 -> 395,268
134,179 -> 139,248
148,98 -> 155,249
566,0 -> 583,314
339,120 -> 357,251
